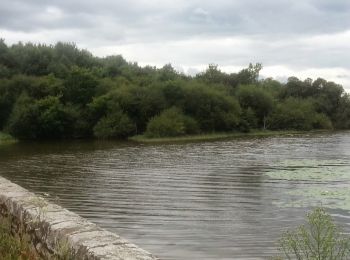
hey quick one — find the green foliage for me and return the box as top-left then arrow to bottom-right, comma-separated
182,84 -> 241,132
268,98 -> 332,131
6,95 -> 74,139
102,55 -> 127,77
197,64 -> 226,84
89,84 -> 167,134
237,84 -> 274,129
145,107 -> 199,138
276,207 -> 350,260
5,94 -> 40,139
312,113 -> 333,130
162,80 -> 186,107
0,217 -> 37,260
35,97 -> 69,138
0,40 -> 348,140
0,132 -> 16,144
333,94 -> 350,129
241,107 -> 258,130
0,213 -> 75,260
63,66 -> 98,105
0,218 -> 21,259
196,63 -> 262,88
236,63 -> 262,85
93,110 -> 135,139
158,64 -> 178,81
281,77 -> 345,121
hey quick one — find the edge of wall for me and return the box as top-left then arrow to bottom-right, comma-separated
0,176 -> 159,260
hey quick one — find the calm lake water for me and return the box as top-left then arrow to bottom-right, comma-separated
1,132 -> 350,259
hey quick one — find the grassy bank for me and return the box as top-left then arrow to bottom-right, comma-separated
0,132 -> 16,145
129,130 -> 326,143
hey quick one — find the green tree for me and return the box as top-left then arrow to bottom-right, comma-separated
268,98 -> 332,131
281,77 -> 316,99
1,39 -> 349,140
162,80 -> 186,107
182,84 -> 241,132
34,96 -> 74,138
158,64 -> 178,81
236,63 -> 262,85
237,85 -> 274,129
315,81 -> 344,119
5,93 -> 39,139
241,107 -> 258,130
197,64 -> 226,84
5,95 -> 74,139
333,94 -> 350,129
63,66 -> 98,105
102,55 -> 127,77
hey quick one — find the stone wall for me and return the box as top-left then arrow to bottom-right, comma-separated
0,176 -> 159,260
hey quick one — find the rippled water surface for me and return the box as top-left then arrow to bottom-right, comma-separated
1,132 -> 350,259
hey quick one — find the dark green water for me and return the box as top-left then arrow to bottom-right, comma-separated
1,132 -> 350,259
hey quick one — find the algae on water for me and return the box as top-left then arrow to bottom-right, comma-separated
266,159 -> 350,182
265,159 -> 350,211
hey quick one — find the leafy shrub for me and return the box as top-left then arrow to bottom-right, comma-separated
0,215 -> 75,259
312,113 -> 333,129
0,217 -> 37,259
0,218 -> 21,259
5,94 -> 74,139
145,107 -> 199,138
276,207 -> 350,260
93,110 -> 135,139
4,94 -> 38,139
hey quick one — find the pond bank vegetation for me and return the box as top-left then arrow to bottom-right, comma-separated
0,132 -> 16,145
129,129 -> 329,143
1,40 -> 350,141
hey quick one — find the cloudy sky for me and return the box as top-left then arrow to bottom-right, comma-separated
1,0 -> 350,90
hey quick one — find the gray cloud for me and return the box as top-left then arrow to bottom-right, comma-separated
1,0 -> 350,39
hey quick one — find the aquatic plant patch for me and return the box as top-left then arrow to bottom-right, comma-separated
266,159 -> 350,182
266,159 -> 350,211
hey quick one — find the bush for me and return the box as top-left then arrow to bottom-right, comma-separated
93,110 -> 135,139
145,107 -> 199,138
0,217 -> 37,259
6,95 -> 74,139
276,207 -> 350,260
0,215 -> 74,259
5,94 -> 40,139
0,218 -> 21,259
312,113 -> 333,129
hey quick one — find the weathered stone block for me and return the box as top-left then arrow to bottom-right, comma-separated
0,176 -> 159,260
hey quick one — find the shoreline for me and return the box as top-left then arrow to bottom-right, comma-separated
0,130 -> 334,145
129,130 -> 330,143
0,132 -> 17,145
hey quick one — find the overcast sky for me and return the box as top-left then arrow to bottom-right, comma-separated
1,0 -> 350,90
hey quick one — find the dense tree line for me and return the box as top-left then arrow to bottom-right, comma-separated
0,39 -> 349,140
